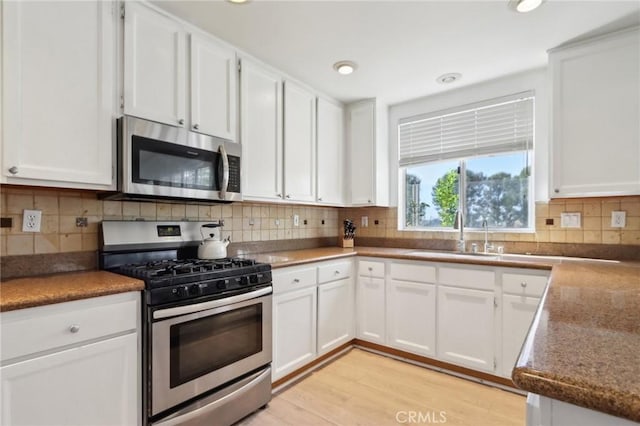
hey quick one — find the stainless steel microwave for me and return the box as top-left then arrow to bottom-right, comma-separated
114,116 -> 242,202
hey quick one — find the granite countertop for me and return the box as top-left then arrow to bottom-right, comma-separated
513,263 -> 640,422
0,271 -> 144,312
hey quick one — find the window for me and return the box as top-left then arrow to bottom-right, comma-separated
399,92 -> 534,230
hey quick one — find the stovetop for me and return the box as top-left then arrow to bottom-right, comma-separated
113,257 -> 272,306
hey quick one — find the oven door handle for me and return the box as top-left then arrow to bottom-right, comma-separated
219,143 -> 229,200
153,286 -> 272,320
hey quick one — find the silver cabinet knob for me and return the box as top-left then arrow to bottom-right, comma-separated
69,325 -> 80,333
276,193 -> 282,198
334,270 -> 340,275
293,278 -> 300,283
554,189 -> 560,193
318,197 -> 323,201
286,194 -> 291,199
368,199 -> 372,203
368,267 -> 373,272
520,282 -> 527,288
178,119 -> 185,125
193,124 -> 199,130
8,166 -> 18,175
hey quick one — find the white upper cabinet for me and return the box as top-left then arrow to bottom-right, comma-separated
124,1 -> 186,128
240,59 -> 284,201
316,98 -> 345,205
283,81 -> 317,202
190,33 -> 237,140
550,28 -> 640,198
1,0 -> 116,189
347,99 -> 389,206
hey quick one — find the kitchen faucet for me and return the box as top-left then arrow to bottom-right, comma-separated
453,210 -> 464,252
482,219 -> 494,253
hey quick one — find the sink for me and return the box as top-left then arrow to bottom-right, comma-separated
405,251 -> 500,261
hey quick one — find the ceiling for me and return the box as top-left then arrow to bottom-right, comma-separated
152,0 -> 640,106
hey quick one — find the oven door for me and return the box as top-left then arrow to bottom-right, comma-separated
120,116 -> 241,201
150,287 -> 272,416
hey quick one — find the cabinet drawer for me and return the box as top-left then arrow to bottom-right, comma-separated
272,266 -> 317,294
318,261 -> 352,284
358,260 -> 385,278
390,262 -> 436,283
503,272 -> 548,297
439,266 -> 495,291
1,293 -> 138,362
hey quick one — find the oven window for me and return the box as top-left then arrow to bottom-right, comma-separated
169,305 -> 263,388
132,135 -> 220,190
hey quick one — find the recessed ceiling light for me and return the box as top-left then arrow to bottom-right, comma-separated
508,0 -> 544,13
333,61 -> 358,75
436,73 -> 462,84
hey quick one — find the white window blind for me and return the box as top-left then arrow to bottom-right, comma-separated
398,92 -> 534,166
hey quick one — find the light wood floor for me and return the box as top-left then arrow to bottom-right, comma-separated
238,348 -> 525,426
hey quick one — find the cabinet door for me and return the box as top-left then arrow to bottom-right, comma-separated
283,81 -> 316,202
0,333 -> 138,426
318,277 -> 354,355
387,280 -> 436,357
357,276 -> 385,344
272,287 -> 317,381
124,2 -> 186,127
2,0 -> 115,188
502,294 -> 540,378
190,34 -> 237,141
240,59 -> 283,201
437,285 -> 495,372
317,98 -> 345,205
550,29 -> 640,197
349,101 -> 375,205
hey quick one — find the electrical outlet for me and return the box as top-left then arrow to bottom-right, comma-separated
274,219 -> 280,226
611,211 -> 626,228
293,214 -> 299,227
560,212 -> 581,228
361,216 -> 368,227
22,209 -> 42,232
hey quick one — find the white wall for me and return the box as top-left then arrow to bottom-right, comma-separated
387,68 -> 549,206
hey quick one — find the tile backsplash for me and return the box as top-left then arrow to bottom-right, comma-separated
0,186 -> 339,256
339,196 -> 640,246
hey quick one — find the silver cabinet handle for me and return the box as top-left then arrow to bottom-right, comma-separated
318,197 -> 323,201
193,124 -> 199,130
178,118 -> 185,125
293,278 -> 300,283
69,325 -> 80,333
286,194 -> 291,199
521,282 -> 527,288
276,193 -> 282,198
334,270 -> 340,275
368,267 -> 373,272
8,166 -> 18,175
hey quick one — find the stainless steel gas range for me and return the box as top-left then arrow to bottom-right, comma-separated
100,221 -> 272,426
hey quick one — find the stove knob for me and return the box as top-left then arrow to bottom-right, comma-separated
249,274 -> 259,284
240,276 -> 250,286
189,284 -> 204,296
173,286 -> 188,298
216,281 -> 227,290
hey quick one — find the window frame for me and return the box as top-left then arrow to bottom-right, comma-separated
397,91 -> 536,233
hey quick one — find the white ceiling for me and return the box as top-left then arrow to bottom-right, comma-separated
152,0 -> 640,106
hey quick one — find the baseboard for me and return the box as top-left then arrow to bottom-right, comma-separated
271,338 -> 520,393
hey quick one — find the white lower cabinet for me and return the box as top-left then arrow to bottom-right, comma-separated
356,259 -> 386,345
1,334 -> 138,426
502,295 -> 541,378
386,279 -> 436,356
272,286 -> 317,381
317,277 -> 354,355
0,292 -> 140,426
437,285 -> 495,373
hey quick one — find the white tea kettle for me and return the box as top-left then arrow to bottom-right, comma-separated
197,223 -> 230,259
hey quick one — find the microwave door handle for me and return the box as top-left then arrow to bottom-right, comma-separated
219,144 -> 229,200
